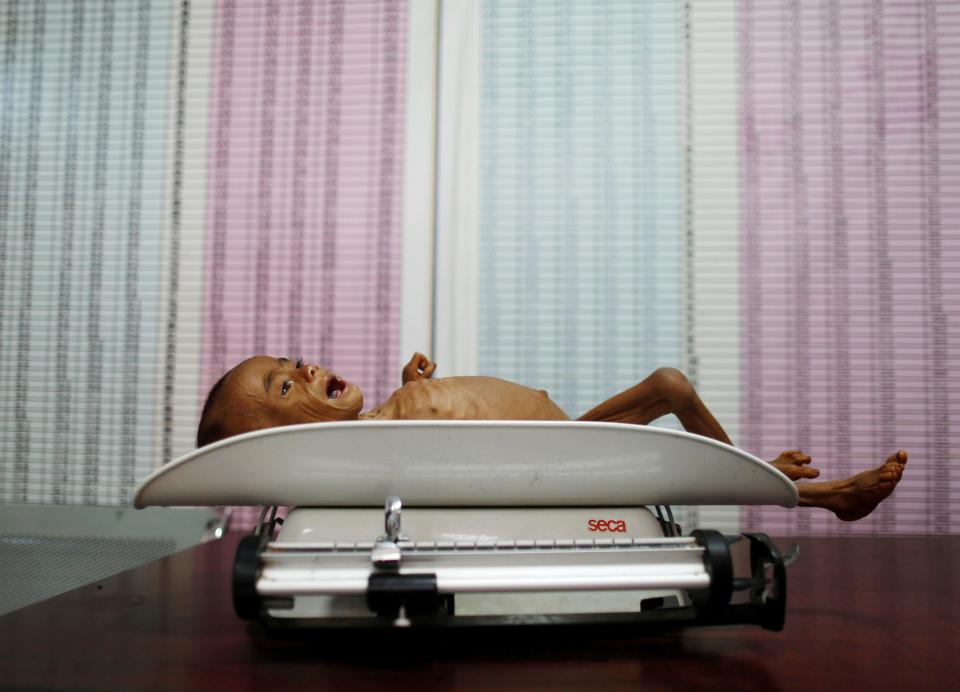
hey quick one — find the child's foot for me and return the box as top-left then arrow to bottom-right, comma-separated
769,449 -> 820,481
831,450 -> 908,522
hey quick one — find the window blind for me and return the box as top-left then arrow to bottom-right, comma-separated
478,0 -> 685,420
200,0 -> 405,408
0,0 -> 408,510
738,0 -> 959,535
473,0 -> 959,534
198,0 -> 407,527
0,0 -> 175,505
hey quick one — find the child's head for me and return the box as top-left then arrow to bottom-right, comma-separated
196,356 -> 363,447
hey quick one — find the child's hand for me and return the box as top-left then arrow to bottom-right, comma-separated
402,352 -> 437,384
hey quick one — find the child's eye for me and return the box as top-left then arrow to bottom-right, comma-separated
281,381 -> 293,396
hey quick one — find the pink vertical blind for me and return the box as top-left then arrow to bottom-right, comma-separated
200,0 -> 406,525
201,0 -> 405,405
739,1 -> 959,534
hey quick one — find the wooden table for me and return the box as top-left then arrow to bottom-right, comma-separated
1,532 -> 956,690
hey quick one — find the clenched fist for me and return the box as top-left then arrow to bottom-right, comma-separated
402,352 -> 437,384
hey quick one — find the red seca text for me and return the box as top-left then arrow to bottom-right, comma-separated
587,519 -> 627,533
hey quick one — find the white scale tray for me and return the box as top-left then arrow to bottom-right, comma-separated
134,421 -> 798,509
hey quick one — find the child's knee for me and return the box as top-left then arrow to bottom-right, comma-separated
651,367 -> 693,407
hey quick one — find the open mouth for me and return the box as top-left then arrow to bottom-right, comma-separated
326,376 -> 346,400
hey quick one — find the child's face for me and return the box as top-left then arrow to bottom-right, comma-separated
208,356 -> 364,438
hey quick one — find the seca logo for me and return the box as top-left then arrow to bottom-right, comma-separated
588,519 -> 627,533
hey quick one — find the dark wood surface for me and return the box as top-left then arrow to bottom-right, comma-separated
1,532 -> 956,691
